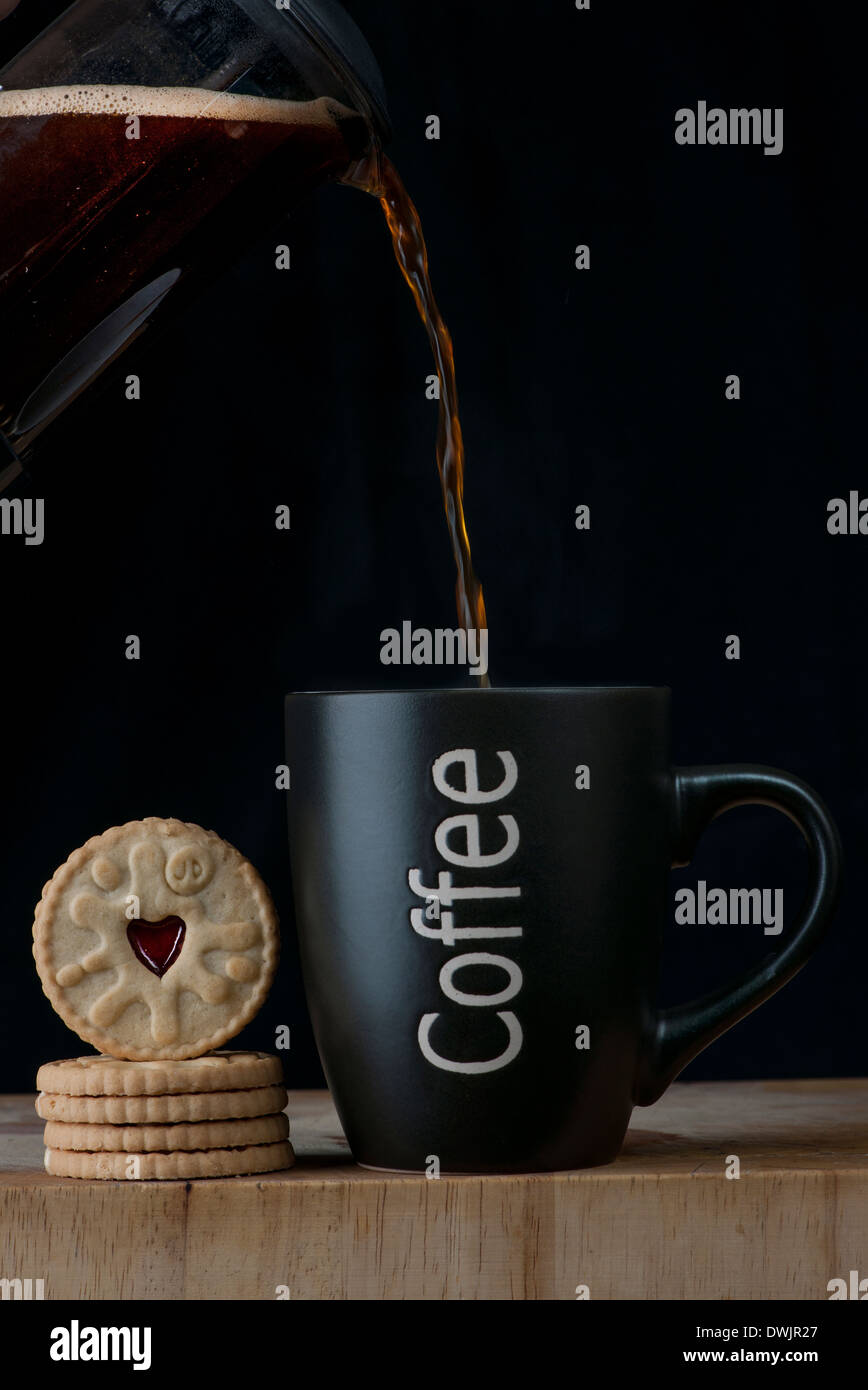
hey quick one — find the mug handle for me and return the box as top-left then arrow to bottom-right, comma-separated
634,764 -> 842,1106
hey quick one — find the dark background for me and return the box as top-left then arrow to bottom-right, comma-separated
1,0 -> 864,1092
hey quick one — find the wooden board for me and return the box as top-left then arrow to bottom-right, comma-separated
2,1080 -> 866,1299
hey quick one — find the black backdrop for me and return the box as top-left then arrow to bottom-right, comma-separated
1,0 -> 864,1092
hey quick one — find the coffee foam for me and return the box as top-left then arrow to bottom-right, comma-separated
0,84 -> 342,126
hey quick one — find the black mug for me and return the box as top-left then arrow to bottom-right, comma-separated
284,688 -> 841,1172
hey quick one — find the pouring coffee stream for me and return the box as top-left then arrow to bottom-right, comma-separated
345,146 -> 492,688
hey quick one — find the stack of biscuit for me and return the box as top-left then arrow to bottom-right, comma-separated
31,818 -> 294,1180
37,1052 -> 292,1179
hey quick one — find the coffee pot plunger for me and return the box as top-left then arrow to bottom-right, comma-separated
0,0 -> 390,489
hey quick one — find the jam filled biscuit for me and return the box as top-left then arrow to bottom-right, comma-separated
33,820 -> 280,1060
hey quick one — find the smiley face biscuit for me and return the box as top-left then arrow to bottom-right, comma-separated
33,820 -> 279,1060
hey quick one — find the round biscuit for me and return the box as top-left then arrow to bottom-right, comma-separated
36,1051 -> 284,1095
44,1140 -> 294,1179
36,1083 -> 287,1124
33,819 -> 279,1060
44,1111 -> 289,1152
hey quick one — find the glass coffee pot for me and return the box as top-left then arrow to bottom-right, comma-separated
0,0 -> 389,487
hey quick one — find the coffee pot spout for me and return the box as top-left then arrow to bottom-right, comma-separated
288,0 -> 391,139
235,0 -> 391,140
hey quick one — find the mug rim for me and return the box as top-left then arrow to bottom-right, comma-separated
286,685 -> 671,697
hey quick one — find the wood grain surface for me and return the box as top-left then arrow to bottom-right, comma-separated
1,1080 -> 866,1300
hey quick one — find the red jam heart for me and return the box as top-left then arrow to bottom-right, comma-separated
126,916 -> 186,978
